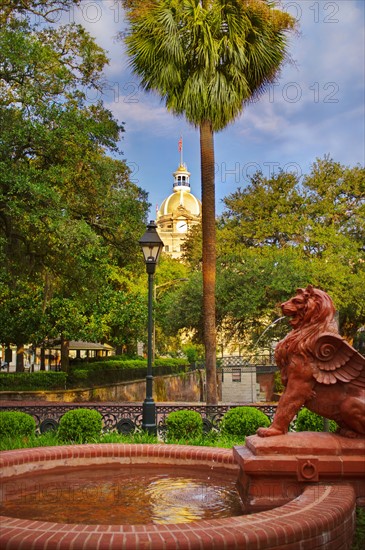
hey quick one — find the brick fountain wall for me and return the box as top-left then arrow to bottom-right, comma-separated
0,443 -> 358,549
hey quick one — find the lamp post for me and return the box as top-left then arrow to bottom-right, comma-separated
139,220 -> 164,435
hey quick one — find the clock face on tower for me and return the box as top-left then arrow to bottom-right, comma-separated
176,220 -> 188,233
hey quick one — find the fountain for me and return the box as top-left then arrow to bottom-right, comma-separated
0,442 -> 359,549
0,286 -> 363,548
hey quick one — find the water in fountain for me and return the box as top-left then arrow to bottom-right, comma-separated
251,316 -> 286,349
242,316 -> 287,367
0,465 -> 243,525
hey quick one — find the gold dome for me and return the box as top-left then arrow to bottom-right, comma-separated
158,190 -> 201,217
157,162 -> 201,217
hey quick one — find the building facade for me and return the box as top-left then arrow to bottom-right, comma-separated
156,162 -> 201,259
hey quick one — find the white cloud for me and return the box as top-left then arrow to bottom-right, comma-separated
108,95 -> 181,136
51,0 -> 364,214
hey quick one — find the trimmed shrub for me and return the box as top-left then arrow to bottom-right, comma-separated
58,408 -> 102,443
0,371 -> 67,391
295,408 -> 337,432
0,411 -> 36,438
220,406 -> 270,437
166,410 -> 203,441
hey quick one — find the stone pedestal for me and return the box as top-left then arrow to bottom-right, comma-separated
233,432 -> 365,513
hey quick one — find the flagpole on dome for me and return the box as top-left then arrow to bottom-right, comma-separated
178,135 -> 183,166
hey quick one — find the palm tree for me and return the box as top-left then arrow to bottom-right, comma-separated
122,0 -> 296,404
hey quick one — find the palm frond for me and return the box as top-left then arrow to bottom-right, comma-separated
124,0 -> 296,129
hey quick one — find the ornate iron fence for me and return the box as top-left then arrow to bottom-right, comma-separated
219,355 -> 275,367
0,402 -> 277,435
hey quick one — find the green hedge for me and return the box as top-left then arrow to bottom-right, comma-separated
295,408 -> 337,432
58,409 -> 102,443
166,410 -> 203,442
220,406 -> 270,437
0,358 -> 189,392
0,371 -> 67,391
67,358 -> 189,388
0,411 -> 36,437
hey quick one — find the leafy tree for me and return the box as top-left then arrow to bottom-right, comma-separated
164,159 -> 365,345
220,171 -> 306,250
122,0 -> 295,403
219,159 -> 365,340
159,271 -> 203,343
151,254 -> 189,357
1,1 -> 82,24
0,1 -> 150,368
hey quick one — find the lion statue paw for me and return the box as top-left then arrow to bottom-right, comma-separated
257,427 -> 285,437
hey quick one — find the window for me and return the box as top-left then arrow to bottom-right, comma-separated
164,245 -> 169,252
232,368 -> 241,382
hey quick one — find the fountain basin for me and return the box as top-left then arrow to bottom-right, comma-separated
0,444 -> 356,549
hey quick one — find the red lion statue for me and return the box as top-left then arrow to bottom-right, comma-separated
257,285 -> 365,438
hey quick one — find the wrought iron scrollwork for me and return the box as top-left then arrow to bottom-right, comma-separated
0,402 -> 277,434
116,418 -> 136,435
39,418 -> 59,433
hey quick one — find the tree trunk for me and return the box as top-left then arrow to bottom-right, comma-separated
60,335 -> 70,372
200,120 -> 218,405
16,343 -> 24,372
40,346 -> 46,370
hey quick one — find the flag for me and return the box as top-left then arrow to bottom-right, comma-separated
178,137 -> 183,152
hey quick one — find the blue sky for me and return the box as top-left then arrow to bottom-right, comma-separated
67,0 -> 364,216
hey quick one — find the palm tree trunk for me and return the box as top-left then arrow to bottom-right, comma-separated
200,120 -> 218,405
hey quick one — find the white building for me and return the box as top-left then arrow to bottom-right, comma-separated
156,162 -> 201,259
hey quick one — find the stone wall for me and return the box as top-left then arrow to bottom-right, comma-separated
0,372 -> 202,403
220,371 -> 275,403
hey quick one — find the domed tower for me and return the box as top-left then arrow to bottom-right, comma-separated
156,160 -> 201,259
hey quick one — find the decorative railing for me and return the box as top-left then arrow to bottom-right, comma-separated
0,402 -> 277,436
219,355 -> 276,367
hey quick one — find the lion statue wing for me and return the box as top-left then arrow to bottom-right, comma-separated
312,332 -> 365,387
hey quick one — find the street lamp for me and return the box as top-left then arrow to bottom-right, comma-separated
139,220 -> 164,435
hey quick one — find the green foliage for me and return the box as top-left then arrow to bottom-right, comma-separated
352,507 -> 365,550
274,371 -> 285,394
124,0 -> 295,131
164,159 -> 365,344
295,408 -> 337,433
154,358 -> 189,368
100,431 -> 159,444
174,431 -> 245,448
58,408 -> 102,443
181,344 -> 204,364
219,159 -> 365,340
220,407 -> 270,437
0,429 -> 61,451
0,359 -> 190,393
0,411 -> 36,438
166,410 -> 203,442
0,4 -> 149,356
67,358 -> 188,388
0,372 -> 67,391
161,271 -> 204,343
